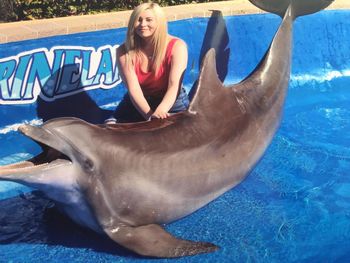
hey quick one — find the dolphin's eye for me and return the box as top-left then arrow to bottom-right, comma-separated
83,158 -> 94,172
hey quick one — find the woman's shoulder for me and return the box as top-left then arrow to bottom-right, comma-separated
117,43 -> 127,57
167,37 -> 187,56
167,36 -> 187,55
116,43 -> 133,69
168,36 -> 186,47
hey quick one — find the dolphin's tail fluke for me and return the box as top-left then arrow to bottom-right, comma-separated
248,0 -> 334,18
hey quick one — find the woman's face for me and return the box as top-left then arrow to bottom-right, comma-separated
135,9 -> 157,40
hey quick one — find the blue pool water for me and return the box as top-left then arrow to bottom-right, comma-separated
1,10 -> 350,263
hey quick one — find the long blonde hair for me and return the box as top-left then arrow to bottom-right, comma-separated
125,2 -> 168,75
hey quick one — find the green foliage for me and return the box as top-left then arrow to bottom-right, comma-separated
0,0 -> 16,22
1,0 -> 219,22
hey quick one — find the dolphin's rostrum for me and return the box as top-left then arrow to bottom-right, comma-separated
0,0 -> 333,258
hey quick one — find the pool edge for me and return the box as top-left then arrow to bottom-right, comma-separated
0,0 -> 349,44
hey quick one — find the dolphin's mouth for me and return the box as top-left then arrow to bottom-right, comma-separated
22,129 -> 73,170
31,147 -> 72,168
0,124 -> 73,175
0,145 -> 72,176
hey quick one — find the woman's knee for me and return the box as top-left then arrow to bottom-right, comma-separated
170,88 -> 189,113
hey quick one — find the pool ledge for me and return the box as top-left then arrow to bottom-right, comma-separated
0,0 -> 349,44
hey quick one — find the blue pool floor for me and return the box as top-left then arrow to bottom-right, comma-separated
0,75 -> 350,262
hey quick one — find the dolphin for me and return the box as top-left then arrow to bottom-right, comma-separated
0,0 -> 333,258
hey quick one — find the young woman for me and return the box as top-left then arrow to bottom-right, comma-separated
107,2 -> 189,123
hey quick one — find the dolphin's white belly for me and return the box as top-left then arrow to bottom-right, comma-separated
42,176 -> 103,233
56,198 -> 103,233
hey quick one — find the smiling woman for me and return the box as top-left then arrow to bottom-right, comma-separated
107,2 -> 190,123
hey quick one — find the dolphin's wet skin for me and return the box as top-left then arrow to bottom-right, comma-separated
1,2 -> 350,263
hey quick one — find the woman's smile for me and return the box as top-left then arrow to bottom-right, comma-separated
135,10 -> 157,38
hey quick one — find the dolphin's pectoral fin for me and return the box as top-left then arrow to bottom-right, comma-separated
105,223 -> 218,258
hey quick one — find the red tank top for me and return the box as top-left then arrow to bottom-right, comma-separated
135,38 -> 178,96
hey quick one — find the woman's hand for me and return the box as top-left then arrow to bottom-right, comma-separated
152,105 -> 170,119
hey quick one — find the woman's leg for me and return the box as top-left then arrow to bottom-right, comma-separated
110,94 -> 145,123
169,88 -> 190,113
106,88 -> 189,124
147,88 -> 189,114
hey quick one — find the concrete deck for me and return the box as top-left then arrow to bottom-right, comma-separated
0,0 -> 348,44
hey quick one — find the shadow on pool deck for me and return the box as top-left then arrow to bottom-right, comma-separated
0,191 -> 138,259
35,64 -> 113,124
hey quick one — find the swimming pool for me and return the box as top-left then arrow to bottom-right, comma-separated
0,9 -> 349,262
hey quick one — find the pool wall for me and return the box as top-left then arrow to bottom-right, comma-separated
0,1 -> 349,156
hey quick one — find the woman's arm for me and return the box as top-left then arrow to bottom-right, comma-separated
117,45 -> 153,120
152,39 -> 188,119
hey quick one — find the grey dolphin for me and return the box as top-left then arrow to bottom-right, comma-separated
0,0 -> 333,258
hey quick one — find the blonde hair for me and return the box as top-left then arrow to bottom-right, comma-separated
125,2 -> 168,75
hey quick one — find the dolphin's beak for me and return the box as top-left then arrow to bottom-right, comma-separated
0,125 -> 72,178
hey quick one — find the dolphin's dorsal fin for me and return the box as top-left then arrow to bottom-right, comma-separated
188,48 -> 224,115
